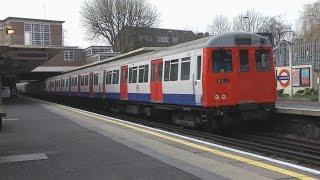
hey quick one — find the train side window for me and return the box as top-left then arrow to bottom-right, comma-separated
112,70 -> 119,84
240,50 -> 249,72
212,50 -> 233,73
196,55 -> 202,80
74,77 -> 77,86
158,62 -> 163,82
164,59 -> 179,81
93,74 -> 99,85
138,65 -> 149,83
129,67 -> 138,83
181,57 -> 191,80
108,71 -> 112,84
84,75 -> 89,86
66,79 -> 69,87
256,49 -> 271,71
62,79 -> 65,87
81,76 -> 85,86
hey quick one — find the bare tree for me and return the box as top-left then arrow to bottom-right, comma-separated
260,16 -> 295,42
80,0 -> 159,52
299,0 -> 320,40
208,15 -> 231,35
233,10 -> 269,33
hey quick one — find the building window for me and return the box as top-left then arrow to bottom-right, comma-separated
64,50 -> 74,61
156,36 -> 169,43
24,23 -> 51,46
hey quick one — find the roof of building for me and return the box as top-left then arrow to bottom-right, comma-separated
1,17 -> 65,23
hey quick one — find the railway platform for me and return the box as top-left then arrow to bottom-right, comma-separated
276,100 -> 320,116
0,97 -> 319,180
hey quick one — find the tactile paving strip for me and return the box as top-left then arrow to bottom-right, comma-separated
0,153 -> 48,163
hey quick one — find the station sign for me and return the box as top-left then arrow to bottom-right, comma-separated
277,69 -> 290,87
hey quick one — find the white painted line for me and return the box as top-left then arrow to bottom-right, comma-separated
276,107 -> 320,112
50,102 -> 320,175
3,118 -> 19,121
0,153 -> 48,163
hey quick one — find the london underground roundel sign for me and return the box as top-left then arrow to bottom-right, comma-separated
278,69 -> 290,87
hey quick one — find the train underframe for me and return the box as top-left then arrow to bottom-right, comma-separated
37,93 -> 275,130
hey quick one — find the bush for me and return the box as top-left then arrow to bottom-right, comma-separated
295,89 -> 304,95
277,89 -> 284,95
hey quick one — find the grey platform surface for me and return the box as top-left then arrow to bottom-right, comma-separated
276,100 -> 320,116
0,98 -> 201,180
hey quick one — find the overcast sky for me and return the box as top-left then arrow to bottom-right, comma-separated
0,0 -> 316,48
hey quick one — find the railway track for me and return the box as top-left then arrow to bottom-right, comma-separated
46,98 -> 320,167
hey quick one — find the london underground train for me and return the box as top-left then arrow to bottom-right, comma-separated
23,32 -> 277,130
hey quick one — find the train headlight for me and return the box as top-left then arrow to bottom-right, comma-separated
221,94 -> 227,100
214,94 -> 220,100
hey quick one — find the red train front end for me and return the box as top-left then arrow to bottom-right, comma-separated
202,32 -> 276,127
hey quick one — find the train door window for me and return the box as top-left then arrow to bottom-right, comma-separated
121,68 -> 128,83
93,74 -> 99,85
164,61 -> 170,81
112,70 -> 119,84
66,79 -> 69,87
196,55 -> 202,80
151,64 -> 156,82
181,57 -> 191,80
240,50 -> 249,72
158,62 -> 163,82
256,49 -> 271,71
129,66 -> 138,83
74,77 -> 78,86
212,50 -> 233,73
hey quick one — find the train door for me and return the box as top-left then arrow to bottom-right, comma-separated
120,65 -> 128,99
89,72 -> 94,97
103,70 -> 106,97
194,51 -> 203,105
77,75 -> 81,96
150,59 -> 163,102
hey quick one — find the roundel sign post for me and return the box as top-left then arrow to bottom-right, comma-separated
277,69 -> 290,87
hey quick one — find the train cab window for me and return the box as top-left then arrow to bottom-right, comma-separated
164,59 -> 179,81
256,49 -> 271,71
240,50 -> 249,72
129,67 -> 138,83
181,57 -> 191,80
93,74 -> 99,85
212,50 -> 233,73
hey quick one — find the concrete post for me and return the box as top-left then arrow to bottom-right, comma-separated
0,73 -> 2,131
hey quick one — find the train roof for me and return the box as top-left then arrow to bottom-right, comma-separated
205,32 -> 272,47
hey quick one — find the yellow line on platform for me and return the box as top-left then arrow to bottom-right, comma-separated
52,102 -> 316,180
